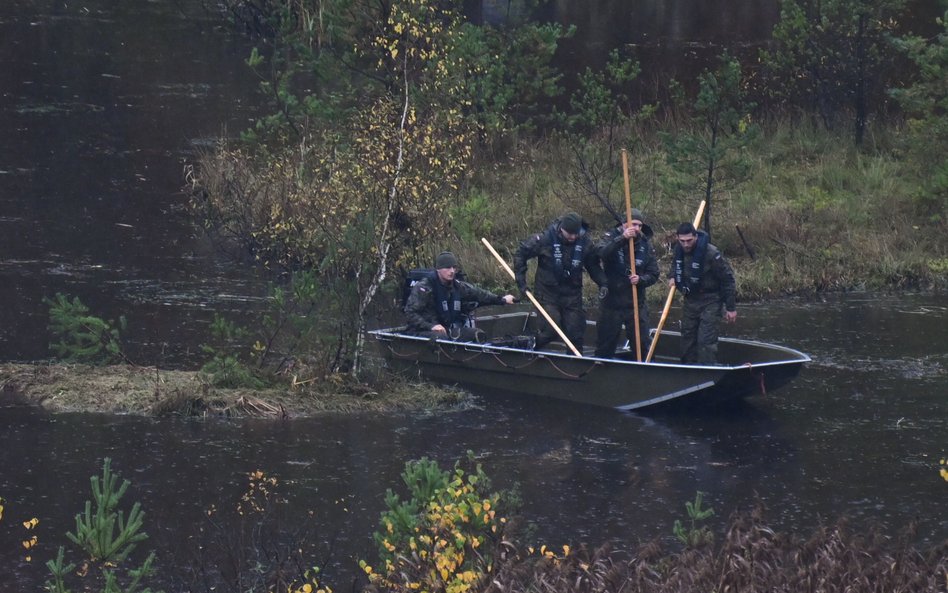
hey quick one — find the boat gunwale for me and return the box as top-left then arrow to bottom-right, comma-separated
368,312 -> 810,371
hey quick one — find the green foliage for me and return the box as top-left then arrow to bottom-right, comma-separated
451,21 -> 573,135
374,458 -> 449,560
257,269 -> 359,376
450,191 -> 494,242
548,49 -> 655,224
45,293 -> 126,365
364,454 -> 507,593
566,49 -> 643,135
672,491 -> 715,548
758,0 -> 908,144
231,0 -> 363,148
45,458 -> 161,593
889,11 -> 948,223
662,53 -> 756,237
199,314 -> 265,388
198,269 -> 359,381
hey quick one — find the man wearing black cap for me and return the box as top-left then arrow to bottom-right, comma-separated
404,251 -> 515,341
514,212 -> 607,352
594,208 -> 660,358
668,223 -> 737,364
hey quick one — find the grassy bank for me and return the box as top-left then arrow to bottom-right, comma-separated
442,120 -> 947,303
0,363 -> 471,417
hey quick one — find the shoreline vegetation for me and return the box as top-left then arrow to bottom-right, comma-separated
0,362 -> 471,417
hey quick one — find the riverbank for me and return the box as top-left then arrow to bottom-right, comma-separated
0,362 -> 471,417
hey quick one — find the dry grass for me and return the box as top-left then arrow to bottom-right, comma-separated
486,510 -> 947,593
0,363 -> 472,417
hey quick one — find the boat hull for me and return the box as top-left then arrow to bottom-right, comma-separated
370,311 -> 809,411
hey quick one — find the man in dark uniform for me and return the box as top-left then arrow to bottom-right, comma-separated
404,251 -> 515,341
668,222 -> 737,364
514,212 -> 607,352
594,208 -> 660,359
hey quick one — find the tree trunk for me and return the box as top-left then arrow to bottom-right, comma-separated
353,54 -> 411,377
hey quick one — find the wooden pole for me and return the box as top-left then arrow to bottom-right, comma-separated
621,149 -> 642,361
481,237 -> 583,357
645,200 -> 707,363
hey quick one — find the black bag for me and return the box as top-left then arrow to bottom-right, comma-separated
487,335 -> 536,350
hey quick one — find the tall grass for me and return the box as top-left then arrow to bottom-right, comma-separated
448,118 -> 947,300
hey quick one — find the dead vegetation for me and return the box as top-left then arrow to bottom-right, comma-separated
0,362 -> 471,417
485,510 -> 947,593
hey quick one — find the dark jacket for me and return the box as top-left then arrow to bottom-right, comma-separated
404,275 -> 505,333
514,219 -> 607,297
669,232 -> 736,311
596,224 -> 659,309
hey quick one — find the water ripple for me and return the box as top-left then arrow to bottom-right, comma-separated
809,351 -> 945,379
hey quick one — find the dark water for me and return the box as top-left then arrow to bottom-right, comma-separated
0,1 -> 946,591
0,0 -> 266,364
2,295 -> 947,591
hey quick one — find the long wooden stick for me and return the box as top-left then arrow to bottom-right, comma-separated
481,237 -> 583,357
621,149 -> 642,361
645,200 -> 707,363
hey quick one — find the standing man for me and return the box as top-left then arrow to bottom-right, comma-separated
405,251 -> 515,342
668,222 -> 737,364
514,212 -> 606,352
594,209 -> 660,359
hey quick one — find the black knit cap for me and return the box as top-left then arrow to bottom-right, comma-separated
560,212 -> 583,234
435,251 -> 459,269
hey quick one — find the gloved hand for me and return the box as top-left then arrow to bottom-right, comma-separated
517,282 -> 529,299
598,286 -> 608,301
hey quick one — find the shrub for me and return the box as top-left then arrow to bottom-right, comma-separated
45,458 -> 160,593
45,293 -> 126,364
362,455 -> 509,593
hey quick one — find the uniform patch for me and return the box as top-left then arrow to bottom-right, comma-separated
418,286 -> 429,292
